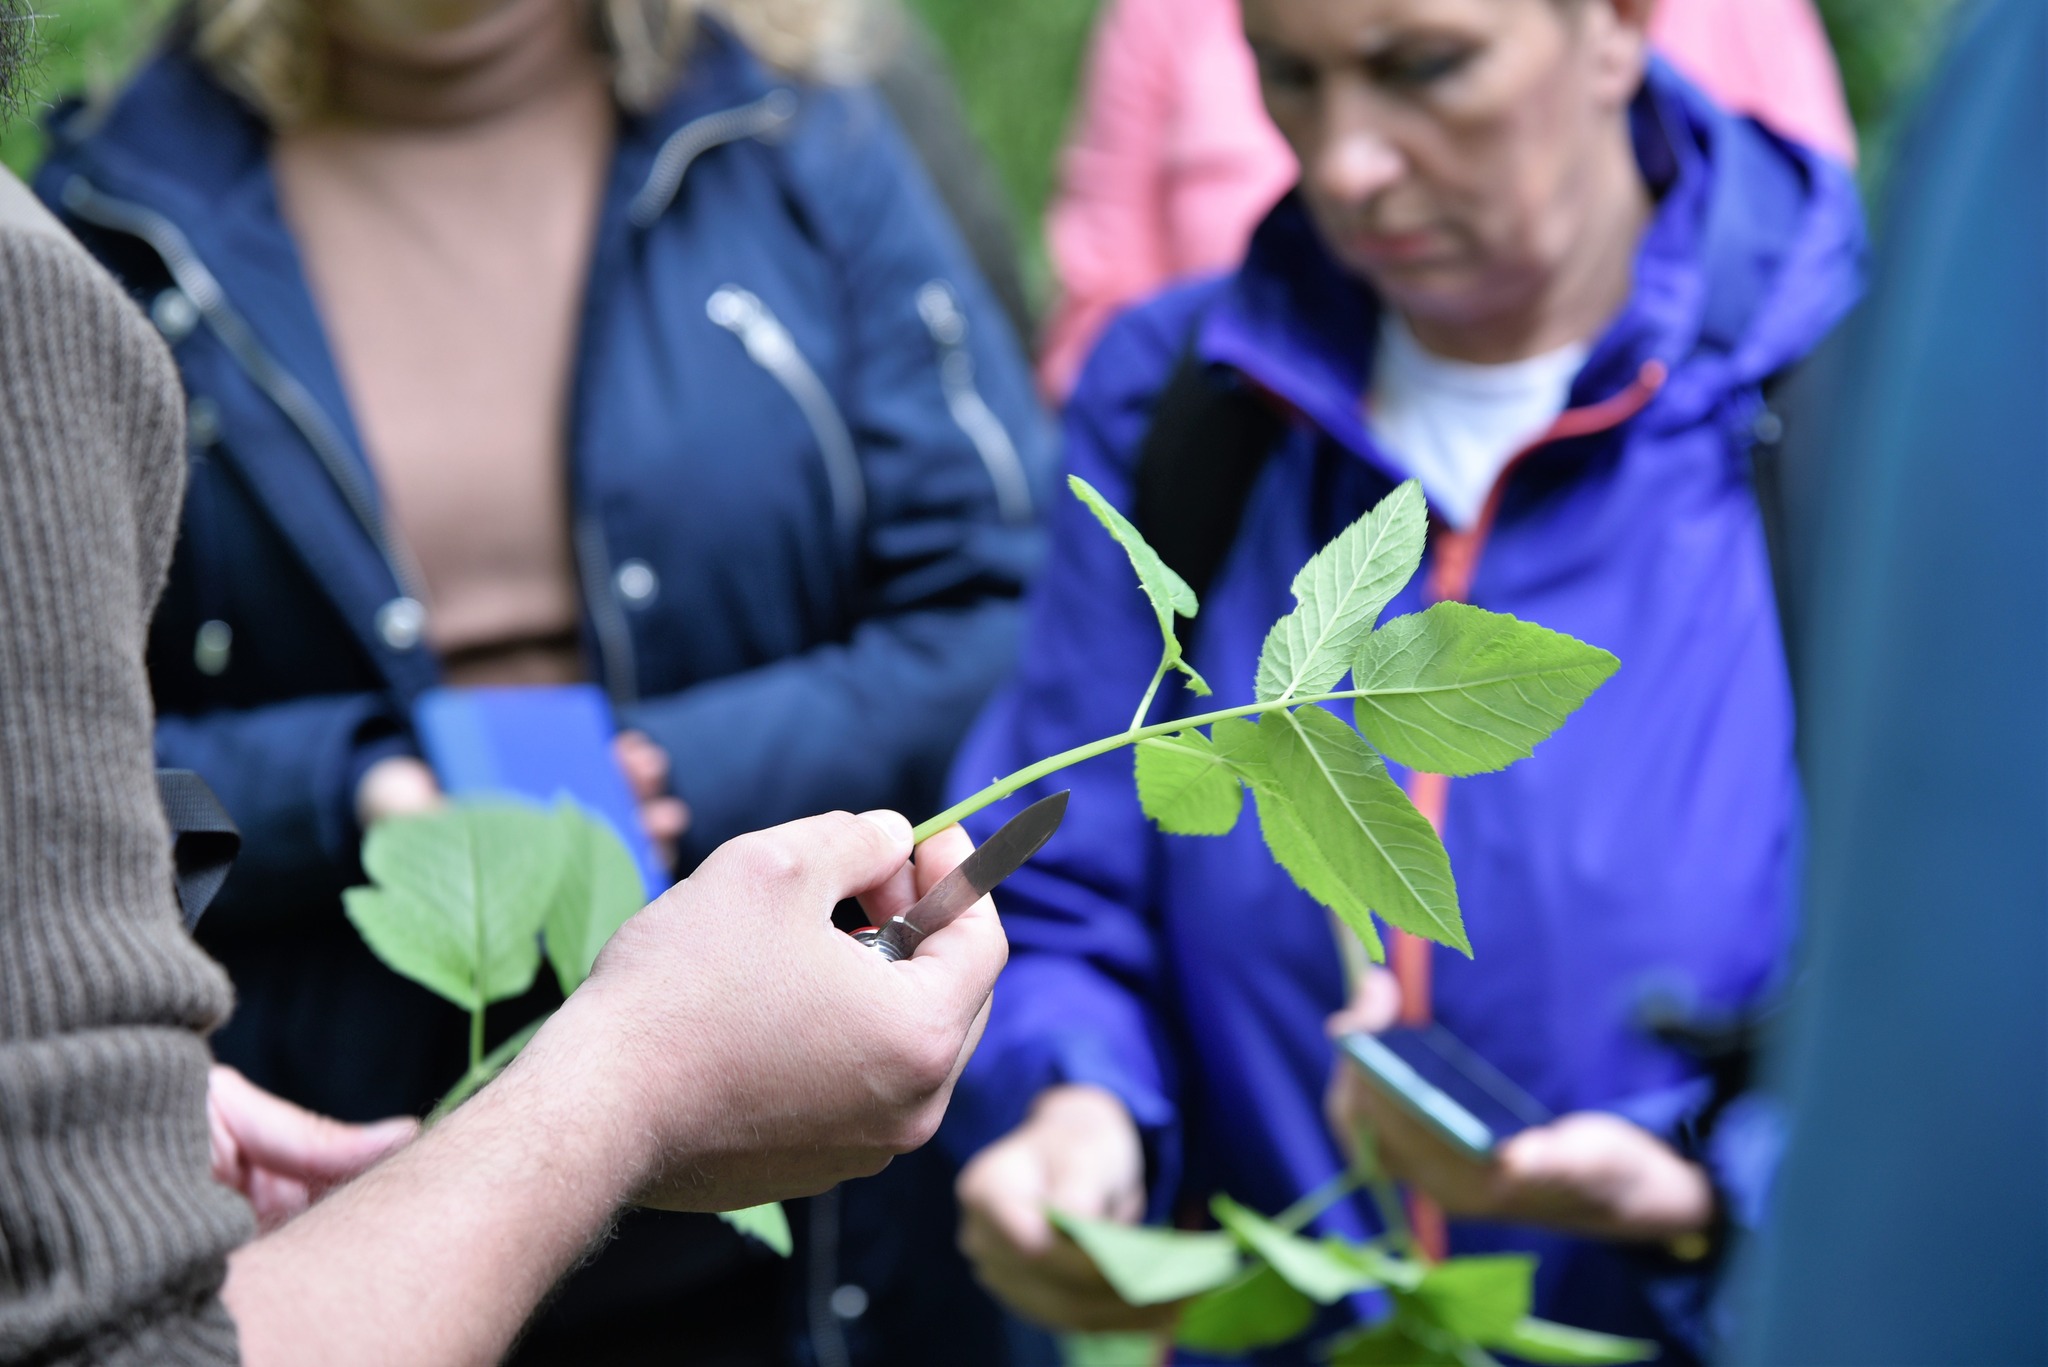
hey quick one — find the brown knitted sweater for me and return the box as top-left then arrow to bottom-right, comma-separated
0,170 -> 250,1363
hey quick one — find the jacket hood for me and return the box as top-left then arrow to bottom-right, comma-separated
1200,59 -> 1867,449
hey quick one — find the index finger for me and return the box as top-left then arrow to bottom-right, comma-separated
894,885 -> 1007,1031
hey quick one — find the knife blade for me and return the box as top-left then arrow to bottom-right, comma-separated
855,790 -> 1070,962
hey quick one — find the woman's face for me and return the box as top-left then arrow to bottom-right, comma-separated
1243,0 -> 1647,331
321,0 -> 532,49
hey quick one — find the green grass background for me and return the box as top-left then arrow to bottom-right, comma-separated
4,0 -> 1962,294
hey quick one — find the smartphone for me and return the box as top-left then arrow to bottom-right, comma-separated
412,684 -> 669,898
1337,1024 -> 1553,1161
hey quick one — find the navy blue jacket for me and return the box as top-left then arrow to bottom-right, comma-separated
944,65 -> 1862,1363
41,26 -> 1052,1116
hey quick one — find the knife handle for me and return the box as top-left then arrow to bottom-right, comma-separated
851,927 -> 908,963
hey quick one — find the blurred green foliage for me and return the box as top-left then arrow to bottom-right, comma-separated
1,0 -> 175,178
0,0 -> 1965,246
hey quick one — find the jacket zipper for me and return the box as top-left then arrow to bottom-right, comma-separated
916,280 -> 1033,526
59,175 -> 434,630
707,286 -> 867,550
628,88 -> 797,228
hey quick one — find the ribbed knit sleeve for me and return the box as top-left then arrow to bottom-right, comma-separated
0,226 -> 251,1364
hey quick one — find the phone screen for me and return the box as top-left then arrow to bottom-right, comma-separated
1337,1024 -> 1553,1160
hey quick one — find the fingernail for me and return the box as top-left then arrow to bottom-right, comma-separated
859,810 -> 913,843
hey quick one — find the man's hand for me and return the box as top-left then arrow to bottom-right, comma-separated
526,809 -> 1008,1212
955,1085 -> 1173,1332
225,810 -> 1007,1367
354,756 -> 442,828
613,730 -> 689,870
1323,975 -> 1713,1242
208,1067 -> 418,1232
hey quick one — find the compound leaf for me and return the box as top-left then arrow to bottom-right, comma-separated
1135,730 -> 1244,835
1487,1319 -> 1657,1364
544,802 -> 649,996
1070,474 -> 1211,697
1050,1209 -> 1244,1306
719,1203 -> 792,1256
1175,1263 -> 1316,1354
1352,603 -> 1619,776
1412,1255 -> 1535,1341
1325,1321 -> 1467,1366
1211,1195 -> 1381,1305
1252,708 -> 1467,956
1255,480 -> 1426,703
345,803 -> 563,1011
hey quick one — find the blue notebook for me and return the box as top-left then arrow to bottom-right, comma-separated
412,684 -> 669,898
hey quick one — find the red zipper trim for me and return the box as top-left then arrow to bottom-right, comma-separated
1390,358 -> 1665,1259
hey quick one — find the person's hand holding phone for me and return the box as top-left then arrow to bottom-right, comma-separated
1324,970 -> 1714,1243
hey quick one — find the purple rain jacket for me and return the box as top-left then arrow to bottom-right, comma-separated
943,63 -> 1864,1363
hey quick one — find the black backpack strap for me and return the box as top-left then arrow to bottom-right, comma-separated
157,769 -> 239,932
1132,334 -> 1288,646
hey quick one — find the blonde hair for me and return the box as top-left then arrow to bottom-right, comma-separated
189,0 -> 876,126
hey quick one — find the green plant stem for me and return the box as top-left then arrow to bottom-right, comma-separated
1353,1129 -> 1417,1259
430,1016 -> 546,1127
913,684 -> 1375,841
1274,1166 -> 1367,1235
1128,656 -> 1171,733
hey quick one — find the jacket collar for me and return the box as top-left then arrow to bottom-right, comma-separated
1199,59 -> 1865,468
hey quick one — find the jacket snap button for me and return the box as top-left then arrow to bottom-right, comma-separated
1752,409 -> 1785,446
376,597 -> 427,651
187,396 -> 221,448
828,1284 -> 868,1320
615,560 -> 658,606
151,289 -> 199,343
194,620 -> 232,676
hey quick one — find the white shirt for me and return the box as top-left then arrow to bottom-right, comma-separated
1365,314 -> 1589,529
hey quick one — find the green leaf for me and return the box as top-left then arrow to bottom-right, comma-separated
1324,1321 -> 1466,1366
1070,474 -> 1211,696
1213,718 -> 1384,962
344,804 -> 564,1011
1211,1195 -> 1381,1305
1135,730 -> 1244,835
1050,1209 -> 1244,1306
1250,708 -> 1467,956
1412,1256 -> 1535,1341
1323,1238 -> 1424,1293
544,802 -> 649,996
1351,603 -> 1619,776
1255,480 -> 1426,703
1059,1334 -> 1168,1367
1486,1319 -> 1657,1365
1175,1263 -> 1316,1355
719,1202 -> 792,1256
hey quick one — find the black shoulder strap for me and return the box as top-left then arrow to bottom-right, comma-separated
1132,336 -> 1287,645
157,769 -> 239,932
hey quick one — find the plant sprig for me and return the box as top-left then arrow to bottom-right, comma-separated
344,798 -> 790,1256
1054,1191 -> 1654,1364
921,476 -> 1619,963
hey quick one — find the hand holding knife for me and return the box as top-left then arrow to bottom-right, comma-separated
853,790 -> 1069,962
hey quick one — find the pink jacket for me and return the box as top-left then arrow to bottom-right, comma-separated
1039,0 -> 1858,398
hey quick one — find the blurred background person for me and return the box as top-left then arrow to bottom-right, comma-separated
36,0 -> 1050,1361
1735,0 -> 2046,1360
945,0 -> 1863,1361
1038,0 -> 1858,399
